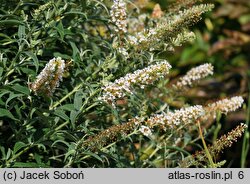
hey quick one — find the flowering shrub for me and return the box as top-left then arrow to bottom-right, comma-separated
0,0 -> 248,168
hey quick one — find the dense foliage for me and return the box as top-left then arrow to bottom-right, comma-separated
0,0 -> 249,168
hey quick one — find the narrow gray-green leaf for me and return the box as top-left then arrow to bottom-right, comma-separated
12,84 -> 30,95
13,142 -> 26,154
54,109 -> 69,121
74,91 -> 82,110
0,108 -> 16,120
23,51 -> 39,72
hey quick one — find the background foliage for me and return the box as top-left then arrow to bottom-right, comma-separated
0,0 -> 249,168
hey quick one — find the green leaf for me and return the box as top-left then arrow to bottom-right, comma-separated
70,110 -> 79,125
18,25 -> 26,39
53,52 -> 71,60
0,146 -> 6,159
74,90 -> 82,110
36,143 -> 47,152
165,146 -> 190,156
29,108 -> 37,119
0,108 -> 16,120
60,131 -> 78,142
0,90 -> 10,98
13,142 -> 26,154
0,67 -> 3,77
59,104 -> 74,111
52,140 -> 70,148
14,104 -> 22,119
11,84 -> 30,95
0,33 -> 15,45
54,21 -> 65,39
0,33 -> 11,39
0,39 -> 16,46
0,20 -> 24,26
13,162 -> 50,168
54,109 -> 69,121
64,149 -> 76,162
70,41 -> 80,59
82,151 -> 103,162
64,11 -> 87,18
6,93 -> 24,107
20,67 -> 36,76
0,99 -> 4,106
6,148 -> 12,160
34,153 -> 42,164
23,51 -> 39,73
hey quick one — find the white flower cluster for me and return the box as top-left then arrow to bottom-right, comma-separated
175,63 -> 214,88
146,105 -> 204,128
100,61 -> 172,105
117,47 -> 129,58
131,4 -> 214,51
127,35 -> 138,45
208,96 -> 244,115
30,57 -> 65,96
126,116 -> 145,127
110,0 -> 127,34
139,125 -> 152,137
128,28 -> 159,46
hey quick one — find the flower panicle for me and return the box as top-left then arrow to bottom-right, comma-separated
211,123 -> 247,154
110,0 -> 127,35
83,105 -> 205,151
100,61 -> 172,105
173,63 -> 214,89
29,57 -> 65,96
207,96 -> 244,115
179,123 -> 247,167
146,105 -> 204,128
83,117 -> 143,151
131,4 -> 214,51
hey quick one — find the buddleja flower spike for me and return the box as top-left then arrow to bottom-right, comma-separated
29,57 -> 65,96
